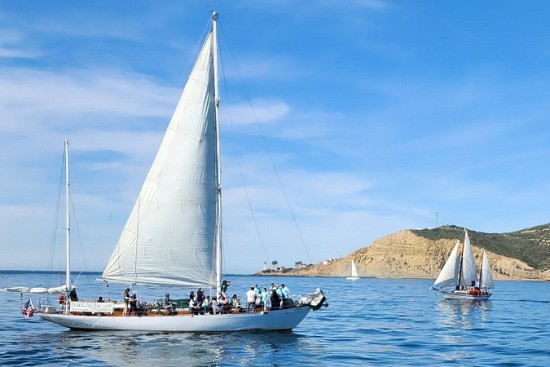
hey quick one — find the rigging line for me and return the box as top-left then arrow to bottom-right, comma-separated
218,26 -> 312,264
217,22 -> 270,266
69,193 -> 87,285
134,196 -> 140,282
178,15 -> 213,88
239,165 -> 272,265
49,151 -> 65,272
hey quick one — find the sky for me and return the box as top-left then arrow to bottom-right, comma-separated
1,1 -> 549,275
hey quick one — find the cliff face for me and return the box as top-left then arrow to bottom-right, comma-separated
286,228 -> 550,280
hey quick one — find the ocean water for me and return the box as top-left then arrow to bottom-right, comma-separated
0,272 -> 549,366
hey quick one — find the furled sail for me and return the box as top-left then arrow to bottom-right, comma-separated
433,241 -> 460,288
459,230 -> 478,287
480,249 -> 494,289
4,285 -> 66,294
101,29 -> 219,287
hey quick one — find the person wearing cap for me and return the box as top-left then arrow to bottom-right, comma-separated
69,285 -> 78,301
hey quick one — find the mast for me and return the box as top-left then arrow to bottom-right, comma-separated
456,233 -> 465,288
478,248 -> 484,289
64,139 -> 71,314
212,11 -> 223,293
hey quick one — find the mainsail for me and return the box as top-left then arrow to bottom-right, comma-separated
459,230 -> 478,286
433,240 -> 460,288
102,27 -> 220,288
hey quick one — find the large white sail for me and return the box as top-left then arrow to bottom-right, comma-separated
459,230 -> 478,287
480,249 -> 494,289
102,29 -> 219,287
433,241 -> 460,288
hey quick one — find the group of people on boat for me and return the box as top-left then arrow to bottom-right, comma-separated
185,282 -> 294,315
454,281 -> 490,296
114,281 -> 296,317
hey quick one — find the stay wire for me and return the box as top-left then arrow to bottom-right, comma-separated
217,21 -> 271,266
218,22 -> 312,265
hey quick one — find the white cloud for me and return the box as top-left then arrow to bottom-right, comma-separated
222,99 -> 290,125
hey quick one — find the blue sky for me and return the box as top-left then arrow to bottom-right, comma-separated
1,1 -> 549,274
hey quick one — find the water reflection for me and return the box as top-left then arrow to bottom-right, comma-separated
436,299 -> 492,329
52,330 -> 316,366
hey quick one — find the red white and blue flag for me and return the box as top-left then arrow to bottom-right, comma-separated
22,298 -> 36,318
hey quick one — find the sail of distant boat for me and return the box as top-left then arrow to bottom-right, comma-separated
347,259 -> 360,280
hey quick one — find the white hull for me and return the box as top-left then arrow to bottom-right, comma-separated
346,277 -> 360,281
437,289 -> 491,301
38,307 -> 311,332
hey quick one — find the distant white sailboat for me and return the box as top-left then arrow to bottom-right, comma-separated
432,229 -> 493,300
347,260 -> 360,280
14,12 -> 327,332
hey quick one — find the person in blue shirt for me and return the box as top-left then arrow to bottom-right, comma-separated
281,284 -> 290,299
260,287 -> 270,311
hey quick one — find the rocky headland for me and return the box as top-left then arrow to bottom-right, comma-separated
259,224 -> 550,281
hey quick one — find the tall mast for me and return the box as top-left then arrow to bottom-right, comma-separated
64,139 -> 71,313
212,11 -> 222,293
478,249 -> 484,289
456,231 -> 465,288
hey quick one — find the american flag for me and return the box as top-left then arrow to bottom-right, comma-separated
22,299 -> 36,318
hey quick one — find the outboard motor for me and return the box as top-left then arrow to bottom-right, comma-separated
298,288 -> 328,310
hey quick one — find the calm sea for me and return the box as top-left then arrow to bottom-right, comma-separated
0,272 -> 548,366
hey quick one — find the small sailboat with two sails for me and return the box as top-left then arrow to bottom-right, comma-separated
11,12 -> 327,332
346,260 -> 360,280
432,229 -> 494,300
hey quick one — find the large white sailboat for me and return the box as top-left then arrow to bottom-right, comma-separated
432,229 -> 493,300
21,12 -> 326,332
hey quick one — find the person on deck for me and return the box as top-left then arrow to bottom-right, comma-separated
202,295 -> 211,314
246,286 -> 256,312
221,280 -> 230,297
197,288 -> 204,305
281,284 -> 289,298
163,293 -> 174,312
270,285 -> 281,310
211,296 -> 220,314
260,287 -> 270,311
123,288 -> 131,316
128,292 -> 137,315
231,294 -> 242,310
69,285 -> 78,301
